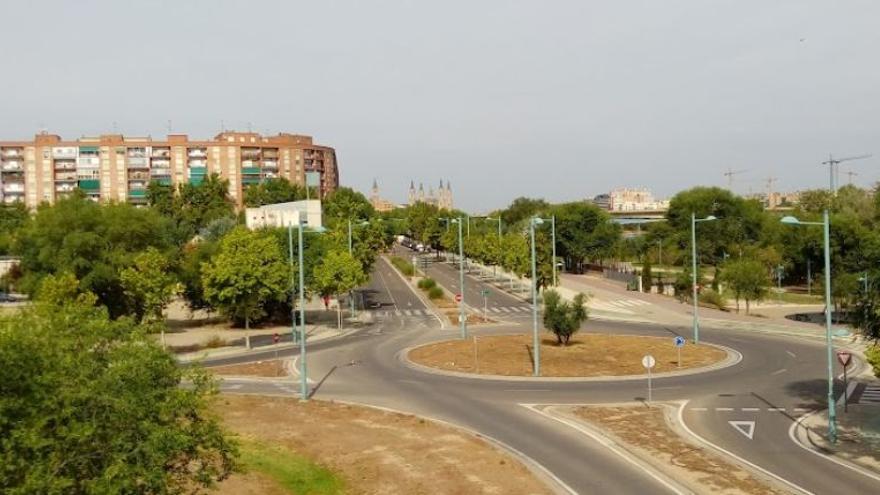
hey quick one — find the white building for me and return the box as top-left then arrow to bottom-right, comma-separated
245,200 -> 322,230
607,187 -> 669,212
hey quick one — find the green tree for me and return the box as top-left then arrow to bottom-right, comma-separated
551,201 -> 620,272
120,248 -> 179,348
312,250 -> 368,328
322,187 -> 375,228
720,258 -> 769,314
202,227 -> 288,348
147,174 -> 235,244
0,201 -> 28,256
500,197 -> 549,229
243,178 -> 306,207
641,258 -> 653,292
542,290 -> 589,345
0,278 -> 237,494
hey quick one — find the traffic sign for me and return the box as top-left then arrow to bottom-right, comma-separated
674,336 -> 686,347
273,333 -> 280,344
480,289 -> 490,297
642,354 -> 656,402
837,351 -> 852,367
455,293 -> 462,303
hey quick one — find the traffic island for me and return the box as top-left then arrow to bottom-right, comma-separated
212,394 -> 553,495
407,333 -> 731,378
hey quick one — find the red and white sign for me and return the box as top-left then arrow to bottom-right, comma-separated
837,351 -> 852,367
273,333 -> 280,344
455,294 -> 462,303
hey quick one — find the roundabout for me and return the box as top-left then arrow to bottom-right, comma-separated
405,332 -> 738,380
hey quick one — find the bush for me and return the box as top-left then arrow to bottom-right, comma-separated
866,345 -> 880,378
390,256 -> 415,277
427,287 -> 444,300
418,278 -> 436,290
700,289 -> 727,311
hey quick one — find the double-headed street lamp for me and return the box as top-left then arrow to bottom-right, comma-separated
450,217 -> 467,339
781,210 -> 836,443
690,213 -> 717,344
528,215 -> 557,376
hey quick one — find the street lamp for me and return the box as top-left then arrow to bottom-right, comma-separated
450,217 -> 467,339
690,213 -> 717,344
781,210 -> 836,443
530,215 -> 558,287
288,218 -> 327,400
348,219 -> 370,317
858,272 -> 869,293
486,216 -> 503,237
530,216 -> 544,376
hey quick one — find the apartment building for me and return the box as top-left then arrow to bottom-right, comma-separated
0,131 -> 339,208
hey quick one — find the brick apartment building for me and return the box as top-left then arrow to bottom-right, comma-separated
0,131 -> 339,208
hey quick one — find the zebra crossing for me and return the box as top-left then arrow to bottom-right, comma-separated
858,384 -> 880,405
371,309 -> 435,317
589,298 -> 652,314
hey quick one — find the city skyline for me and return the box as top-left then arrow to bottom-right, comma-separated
0,1 -> 877,211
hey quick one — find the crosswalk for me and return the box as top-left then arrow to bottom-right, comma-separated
371,309 -> 435,317
589,298 -> 652,314
858,385 -> 880,405
368,298 -> 653,319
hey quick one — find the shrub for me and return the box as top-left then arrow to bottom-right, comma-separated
427,287 -> 444,300
418,278 -> 437,290
866,345 -> 880,379
390,256 -> 415,277
204,335 -> 229,349
700,289 -> 727,311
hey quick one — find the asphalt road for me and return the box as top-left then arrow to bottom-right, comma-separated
204,252 -> 880,494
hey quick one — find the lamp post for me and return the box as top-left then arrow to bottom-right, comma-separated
530,216 -> 544,376
486,216 -> 502,238
551,215 -> 557,287
451,217 -> 467,339
781,210 -> 836,443
347,219 -> 370,317
691,213 -> 717,344
288,217 -> 327,400
858,272 -> 869,293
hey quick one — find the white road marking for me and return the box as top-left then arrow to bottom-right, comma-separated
678,401 -> 815,495
786,350 -> 797,358
793,408 -> 810,412
690,407 -> 708,411
771,368 -> 788,375
403,310 -> 413,316
789,410 -> 880,484
728,420 -> 756,439
741,407 -> 760,412
767,407 -> 786,412
716,407 -> 734,411
224,384 -> 243,390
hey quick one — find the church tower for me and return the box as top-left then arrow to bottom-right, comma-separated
418,182 -> 425,202
408,180 -> 416,206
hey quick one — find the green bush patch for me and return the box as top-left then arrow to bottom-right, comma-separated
240,441 -> 344,494
427,286 -> 444,300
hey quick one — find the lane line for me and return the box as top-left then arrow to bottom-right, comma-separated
741,407 -> 760,412
716,407 -> 735,411
786,351 -> 797,358
521,404 -> 685,495
677,401 -> 815,495
771,368 -> 788,375
690,407 -> 708,411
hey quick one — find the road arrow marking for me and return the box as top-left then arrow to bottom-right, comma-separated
729,420 -> 755,439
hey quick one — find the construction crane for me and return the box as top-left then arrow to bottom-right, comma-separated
823,154 -> 871,193
845,169 -> 859,185
723,168 -> 748,190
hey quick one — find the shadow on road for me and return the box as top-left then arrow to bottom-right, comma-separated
309,365 -> 338,399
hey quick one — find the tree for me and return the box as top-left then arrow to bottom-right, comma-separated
202,227 -> 288,348
500,197 -> 549,229
542,290 -> 589,345
0,278 -> 237,493
551,201 -> 620,273
312,250 -> 368,328
243,178 -> 306,207
641,258 -> 653,292
720,258 -> 769,314
0,201 -> 28,256
322,187 -> 375,228
120,248 -> 179,348
15,195 -> 173,318
147,174 -> 235,245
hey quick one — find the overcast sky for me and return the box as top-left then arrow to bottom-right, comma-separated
1,1 -> 878,211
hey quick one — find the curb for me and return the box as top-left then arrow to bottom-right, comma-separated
788,409 -> 880,484
398,333 -> 742,382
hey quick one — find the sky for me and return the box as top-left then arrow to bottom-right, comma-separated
1,0 -> 878,211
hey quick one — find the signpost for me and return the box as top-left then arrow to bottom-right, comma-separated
481,288 -> 490,319
455,293 -> 462,303
837,351 -> 852,412
674,336 -> 686,368
642,354 -> 656,402
273,332 -> 280,360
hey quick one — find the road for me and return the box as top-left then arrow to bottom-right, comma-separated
204,251 -> 880,494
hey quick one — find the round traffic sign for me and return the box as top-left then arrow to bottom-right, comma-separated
642,354 -> 656,369
455,293 -> 462,303
674,336 -> 686,348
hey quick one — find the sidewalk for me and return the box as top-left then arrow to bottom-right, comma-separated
794,401 -> 880,477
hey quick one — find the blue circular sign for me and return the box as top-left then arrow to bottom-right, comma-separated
674,336 -> 686,347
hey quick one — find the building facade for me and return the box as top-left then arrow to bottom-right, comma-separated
0,131 -> 339,208
245,200 -> 322,230
604,187 -> 668,212
369,179 -> 397,213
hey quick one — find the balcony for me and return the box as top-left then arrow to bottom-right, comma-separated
54,160 -> 76,170
128,172 -> 150,181
3,195 -> 24,204
150,168 -> 171,177
188,159 -> 206,167
55,172 -> 77,181
1,162 -> 22,171
52,148 -> 77,159
262,149 -> 279,159
262,160 -> 278,169
55,184 -> 77,193
151,158 -> 171,168
128,181 -> 148,189
151,148 -> 171,158
1,172 -> 24,182
187,148 -> 207,158
1,149 -> 23,159
3,183 -> 25,193
77,156 -> 100,167
127,147 -> 147,158
127,157 -> 149,168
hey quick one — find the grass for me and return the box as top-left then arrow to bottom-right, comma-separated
240,441 -> 345,495
389,256 -> 415,277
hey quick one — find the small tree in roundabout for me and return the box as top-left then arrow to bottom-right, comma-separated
542,290 -> 589,346
202,227 -> 288,349
312,250 -> 368,328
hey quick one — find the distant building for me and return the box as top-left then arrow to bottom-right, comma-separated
599,187 -> 668,212
369,179 -> 397,213
408,179 -> 453,210
744,191 -> 801,210
245,200 -> 322,230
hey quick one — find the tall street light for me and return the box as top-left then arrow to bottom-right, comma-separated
450,217 -> 467,339
691,213 -> 717,344
288,217 -> 327,400
486,216 -> 503,238
858,272 -> 869,293
529,217 -> 544,376
348,218 -> 370,317
781,210 -> 836,443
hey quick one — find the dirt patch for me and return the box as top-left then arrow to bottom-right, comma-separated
213,394 -> 551,495
570,405 -> 786,495
211,359 -> 288,378
409,333 -> 727,377
212,470 -> 288,495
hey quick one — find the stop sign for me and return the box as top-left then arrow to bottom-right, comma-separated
837,351 -> 852,367
455,294 -> 462,303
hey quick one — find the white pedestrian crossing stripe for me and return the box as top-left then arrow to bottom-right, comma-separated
860,385 -> 880,404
